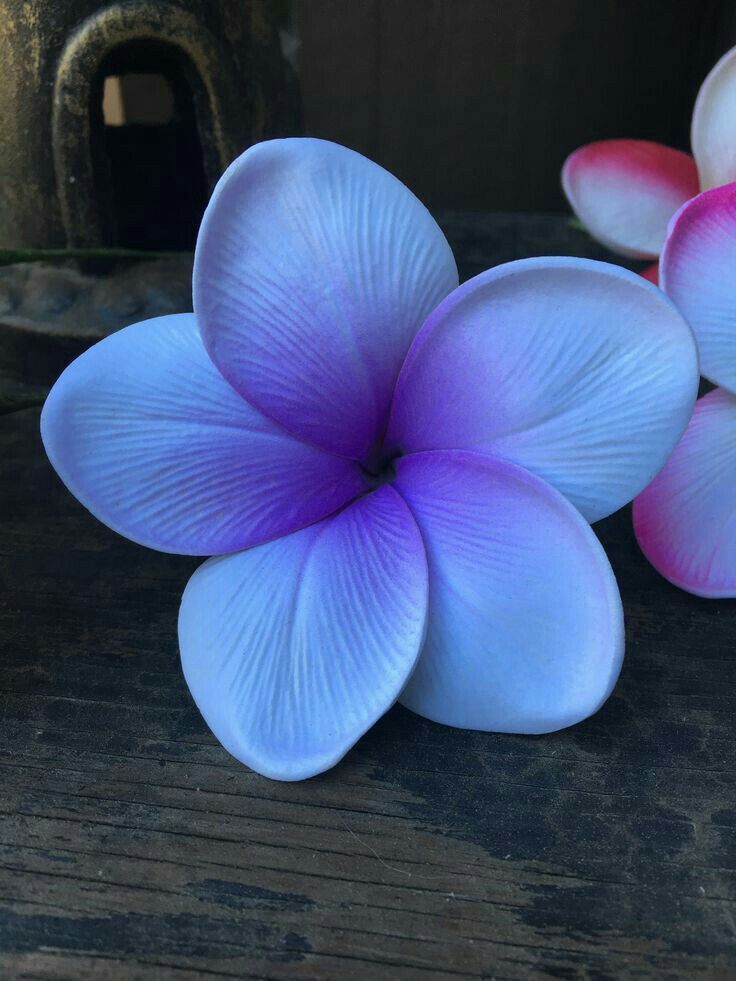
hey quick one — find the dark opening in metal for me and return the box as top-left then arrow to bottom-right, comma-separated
93,41 -> 207,250
103,73 -> 175,126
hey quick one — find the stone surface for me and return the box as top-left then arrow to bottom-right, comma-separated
0,0 -> 298,250
0,256 -> 192,405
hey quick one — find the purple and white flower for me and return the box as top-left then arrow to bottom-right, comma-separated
42,139 -> 698,780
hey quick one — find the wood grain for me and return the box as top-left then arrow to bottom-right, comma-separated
1,216 -> 735,977
299,0 -> 735,211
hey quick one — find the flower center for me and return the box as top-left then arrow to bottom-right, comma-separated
361,448 -> 398,490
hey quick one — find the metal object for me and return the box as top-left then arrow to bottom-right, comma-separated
0,0 -> 298,249
0,0 -> 299,406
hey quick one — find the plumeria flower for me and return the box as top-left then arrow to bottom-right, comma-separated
634,181 -> 736,598
41,139 -> 698,781
562,44 -> 736,283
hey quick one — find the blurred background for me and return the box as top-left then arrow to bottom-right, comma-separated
2,0 -> 735,406
296,0 -> 736,211
5,0 -> 736,253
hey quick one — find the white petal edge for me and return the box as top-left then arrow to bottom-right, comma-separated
41,314 -> 366,555
692,44 -> 736,191
394,450 -> 624,733
193,137 -> 458,461
660,182 -> 736,393
388,257 -> 699,523
179,486 -> 428,780
633,388 -> 736,598
562,139 -> 699,259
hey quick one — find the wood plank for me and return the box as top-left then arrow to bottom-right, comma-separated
299,0 -> 734,210
1,216 -> 735,976
298,0 -> 379,160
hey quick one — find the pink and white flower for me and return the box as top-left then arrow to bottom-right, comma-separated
634,181 -> 736,598
562,45 -> 736,282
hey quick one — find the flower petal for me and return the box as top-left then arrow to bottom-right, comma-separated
393,451 -> 624,733
562,140 -> 699,259
633,388 -> 736,598
641,261 -> 660,285
41,314 -> 366,556
692,44 -> 736,191
179,486 -> 428,780
193,138 -> 458,461
660,182 -> 736,392
388,258 -> 698,523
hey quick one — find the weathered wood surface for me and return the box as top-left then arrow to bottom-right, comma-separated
1,218 -> 735,978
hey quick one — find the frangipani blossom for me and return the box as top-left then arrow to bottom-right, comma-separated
42,139 -> 698,781
562,44 -> 736,280
634,182 -> 736,598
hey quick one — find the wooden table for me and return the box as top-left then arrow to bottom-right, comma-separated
1,217 -> 735,978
